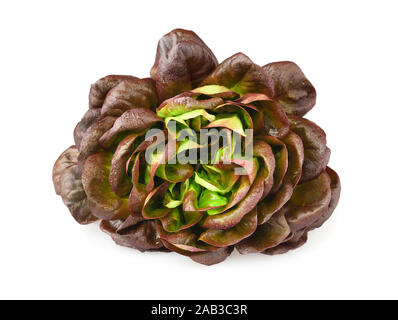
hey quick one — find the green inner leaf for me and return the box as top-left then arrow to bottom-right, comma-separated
156,163 -> 193,183
144,164 -> 151,184
198,189 -> 228,211
194,166 -> 237,195
163,180 -> 190,209
206,114 -> 246,137
177,137 -> 201,154
162,208 -> 183,232
191,85 -> 232,95
165,109 -> 215,131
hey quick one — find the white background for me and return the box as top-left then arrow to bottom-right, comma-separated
1,0 -> 397,300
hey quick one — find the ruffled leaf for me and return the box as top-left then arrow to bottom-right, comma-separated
284,170 -> 331,232
199,207 -> 258,247
101,78 -> 158,116
163,181 -> 190,208
89,75 -> 137,109
156,223 -> 217,257
191,85 -> 239,100
73,108 -> 101,150
129,152 -> 149,215
99,108 -> 161,149
202,170 -> 265,230
77,116 -> 116,164
263,229 -> 308,255
151,29 -> 218,102
257,132 -> 304,224
204,114 -> 247,137
157,93 -> 223,118
257,184 -> 293,225
214,103 -> 253,131
289,115 -> 330,182
156,163 -> 194,183
237,94 -> 289,138
253,139 -> 275,198
194,166 -> 239,195
183,181 -> 226,212
82,152 -> 130,220
256,135 -> 288,194
109,133 -> 141,196
281,131 -> 305,187
209,176 -> 251,215
263,61 -> 316,116
160,208 -> 203,233
256,100 -> 290,138
307,167 -> 341,230
53,146 -> 96,224
190,246 -> 233,266
199,190 -> 228,212
142,182 -> 171,219
201,53 -> 274,97
116,212 -> 145,232
236,208 -> 290,254
100,219 -> 164,252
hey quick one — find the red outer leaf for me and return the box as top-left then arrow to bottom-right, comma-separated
257,184 -> 293,225
99,108 -> 161,149
263,61 -> 316,116
53,146 -> 96,224
236,94 -> 289,138
82,152 -> 130,220
156,222 -> 197,246
100,219 -> 164,252
101,78 -> 158,116
73,108 -> 101,150
257,132 -> 304,224
89,75 -> 138,109
256,100 -> 290,138
116,213 -> 145,233
151,29 -> 218,102
236,208 -> 290,254
201,53 -> 274,97
157,226 -> 210,257
156,221 -> 219,253
264,168 -> 340,256
305,167 -> 341,231
199,207 -> 258,247
289,115 -> 330,182
255,128 -> 311,229
281,131 -> 305,187
77,116 -> 116,164
190,246 -> 234,266
263,229 -> 308,255
285,170 -> 332,232
202,170 -> 265,230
